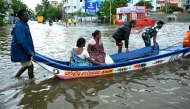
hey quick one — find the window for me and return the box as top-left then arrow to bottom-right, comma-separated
136,13 -> 142,20
119,14 -> 122,20
74,6 -> 76,9
126,13 -> 130,21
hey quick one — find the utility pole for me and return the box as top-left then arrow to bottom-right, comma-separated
110,0 -> 111,25
84,0 -> 86,23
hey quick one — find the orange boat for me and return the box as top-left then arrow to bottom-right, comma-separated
116,6 -> 155,26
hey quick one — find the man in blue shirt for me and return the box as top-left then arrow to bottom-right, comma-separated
11,9 -> 35,78
142,21 -> 165,49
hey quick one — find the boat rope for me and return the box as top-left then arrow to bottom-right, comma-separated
160,42 -> 182,50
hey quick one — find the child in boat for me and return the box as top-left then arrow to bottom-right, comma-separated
182,25 -> 190,47
70,38 -> 106,66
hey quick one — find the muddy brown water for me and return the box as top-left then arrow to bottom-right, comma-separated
0,21 -> 190,109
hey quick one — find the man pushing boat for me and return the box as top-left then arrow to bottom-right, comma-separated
112,20 -> 137,53
141,21 -> 165,49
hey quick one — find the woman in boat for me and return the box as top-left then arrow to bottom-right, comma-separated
87,30 -> 107,63
70,38 -> 106,66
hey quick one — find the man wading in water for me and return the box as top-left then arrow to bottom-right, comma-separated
11,9 -> 35,78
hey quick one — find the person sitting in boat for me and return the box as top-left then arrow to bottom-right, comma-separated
141,21 -> 165,49
182,25 -> 190,47
70,38 -> 106,66
88,30 -> 114,64
112,20 -> 137,53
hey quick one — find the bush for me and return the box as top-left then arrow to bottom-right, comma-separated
161,5 -> 183,13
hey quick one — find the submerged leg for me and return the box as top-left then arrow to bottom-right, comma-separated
27,64 -> 34,78
15,67 -> 27,77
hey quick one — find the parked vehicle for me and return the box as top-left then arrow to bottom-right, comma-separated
37,16 -> 44,23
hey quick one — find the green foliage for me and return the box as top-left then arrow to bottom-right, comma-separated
35,0 -> 50,18
12,0 -> 27,15
96,11 -> 101,17
0,0 -> 3,11
0,17 -> 4,26
101,0 -> 130,18
134,0 -> 154,9
35,0 -> 62,20
46,4 -> 62,19
73,8 -> 83,16
100,0 -> 130,23
0,0 -> 7,26
161,5 -> 183,13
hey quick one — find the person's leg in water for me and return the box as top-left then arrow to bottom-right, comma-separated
15,66 -> 27,77
15,65 -> 34,78
116,40 -> 123,53
28,64 -> 34,78
142,35 -> 151,46
15,60 -> 34,78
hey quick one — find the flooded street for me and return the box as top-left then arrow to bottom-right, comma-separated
0,21 -> 190,109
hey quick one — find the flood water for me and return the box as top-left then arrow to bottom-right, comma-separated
0,21 -> 190,109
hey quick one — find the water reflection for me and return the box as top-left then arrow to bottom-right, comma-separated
6,72 -> 136,109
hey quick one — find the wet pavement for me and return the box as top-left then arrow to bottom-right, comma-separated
0,21 -> 190,109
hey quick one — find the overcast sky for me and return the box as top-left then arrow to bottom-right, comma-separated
22,0 -> 62,11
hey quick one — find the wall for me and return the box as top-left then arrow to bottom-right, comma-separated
151,13 -> 190,22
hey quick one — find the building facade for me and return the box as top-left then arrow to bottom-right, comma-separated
156,0 -> 189,11
62,0 -> 85,14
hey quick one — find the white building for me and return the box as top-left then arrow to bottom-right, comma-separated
62,0 -> 85,14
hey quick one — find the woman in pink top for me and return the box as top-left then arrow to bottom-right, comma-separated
87,30 -> 106,63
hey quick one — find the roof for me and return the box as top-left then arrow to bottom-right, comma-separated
157,0 -> 179,4
51,1 -> 58,5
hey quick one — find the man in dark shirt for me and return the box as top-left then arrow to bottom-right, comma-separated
11,9 -> 35,78
142,21 -> 165,49
112,20 -> 136,53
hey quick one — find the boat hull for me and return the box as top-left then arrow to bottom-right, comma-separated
35,52 -> 183,79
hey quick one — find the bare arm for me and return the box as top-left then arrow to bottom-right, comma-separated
153,35 -> 156,49
87,44 -> 93,54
